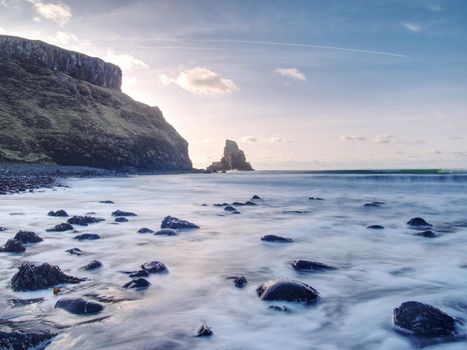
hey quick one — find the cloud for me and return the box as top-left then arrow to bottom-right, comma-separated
29,0 -> 71,27
274,67 -> 306,81
105,49 -> 148,70
0,27 -> 7,35
269,137 -> 289,143
372,134 -> 394,144
48,31 -> 78,45
159,67 -> 238,96
401,22 -> 423,33
340,135 -> 366,141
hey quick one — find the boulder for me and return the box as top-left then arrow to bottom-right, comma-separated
364,202 -> 382,208
48,210 -> 68,217
14,230 -> 43,243
11,262 -> 84,291
206,140 -> 254,171
74,233 -> 100,240
123,278 -> 150,289
99,200 -> 114,204
407,217 -> 432,227
112,210 -> 137,217
67,215 -> 104,226
137,228 -> 154,234
66,248 -> 82,256
256,279 -> 319,304
196,324 -> 213,337
125,270 -> 149,278
308,197 -> 324,201
268,305 -> 290,312
226,276 -> 247,288
55,298 -> 103,315
141,261 -> 168,273
115,217 -> 129,223
261,235 -> 294,243
82,260 -> 103,271
367,225 -> 385,230
0,239 -> 25,253
291,260 -> 336,272
0,320 -> 58,350
154,228 -> 177,236
46,222 -> 73,232
161,216 -> 199,229
224,205 -> 237,212
244,201 -> 257,206
251,195 -> 261,200
393,301 -> 457,337
415,230 -> 436,238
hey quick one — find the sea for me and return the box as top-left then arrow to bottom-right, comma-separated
1,171 -> 467,350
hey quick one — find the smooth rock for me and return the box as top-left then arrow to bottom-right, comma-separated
308,197 -> 324,201
123,278 -> 150,289
291,260 -> 336,272
112,210 -> 137,217
67,215 -> 104,226
82,260 -> 102,271
115,217 -> 128,223
251,195 -> 262,200
137,227 -> 154,234
11,262 -> 84,291
407,217 -> 432,227
244,201 -> 257,206
261,235 -> 294,243
99,200 -> 114,204
256,279 -> 319,304
66,248 -> 82,256
161,216 -> 199,229
55,298 -> 103,315
393,301 -> 457,337
367,225 -> 385,230
224,205 -> 237,212
154,228 -> 177,236
415,230 -> 436,238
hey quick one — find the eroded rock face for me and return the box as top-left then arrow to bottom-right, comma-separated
256,279 -> 319,304
0,320 -> 58,350
393,301 -> 457,337
0,35 -> 192,172
11,262 -> 84,291
207,140 -> 253,171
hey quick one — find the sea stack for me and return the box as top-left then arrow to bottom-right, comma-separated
0,35 -> 192,172
207,140 -> 254,171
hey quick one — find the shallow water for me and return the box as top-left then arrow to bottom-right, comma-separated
1,172 -> 467,350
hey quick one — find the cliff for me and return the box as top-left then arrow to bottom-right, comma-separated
0,35 -> 192,172
207,140 -> 254,171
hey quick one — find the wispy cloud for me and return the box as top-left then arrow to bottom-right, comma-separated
241,136 -> 290,143
401,22 -> 424,33
274,67 -> 306,81
241,136 -> 258,142
159,67 -> 238,96
105,49 -> 148,70
340,135 -> 366,141
373,134 -> 394,144
29,0 -> 71,27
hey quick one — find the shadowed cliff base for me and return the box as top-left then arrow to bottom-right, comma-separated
0,35 -> 192,172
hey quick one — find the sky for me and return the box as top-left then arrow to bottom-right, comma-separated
1,0 -> 467,170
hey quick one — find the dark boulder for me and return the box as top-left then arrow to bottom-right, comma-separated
415,230 -> 436,238
115,217 -> 129,223
308,197 -> 324,201
74,233 -> 101,240
367,225 -> 385,230
82,260 -> 103,271
0,226 -> 6,231
226,276 -> 247,288
224,205 -> 237,212
137,228 -> 154,234
364,202 -> 382,208
0,320 -> 58,350
231,201 -> 246,206
141,261 -> 168,273
99,200 -> 114,204
48,210 -> 68,217
196,324 -> 213,337
46,222 -> 73,232
154,228 -> 177,236
0,239 -> 25,253
67,215 -> 104,226
291,260 -> 336,272
261,235 -> 293,243
125,270 -> 149,278
268,305 -> 290,312
161,216 -> 199,229
251,195 -> 261,200
11,262 -> 84,291
123,278 -> 151,289
213,203 -> 229,207
256,279 -> 319,304
244,201 -> 257,206
66,248 -> 82,256
282,210 -> 305,214
393,301 -> 457,337
407,217 -> 432,227
14,231 -> 43,243
112,210 -> 137,217
55,298 -> 103,315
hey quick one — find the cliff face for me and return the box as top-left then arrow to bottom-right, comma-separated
0,35 -> 192,172
207,140 -> 254,171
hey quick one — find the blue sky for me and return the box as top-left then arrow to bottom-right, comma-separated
1,0 -> 467,169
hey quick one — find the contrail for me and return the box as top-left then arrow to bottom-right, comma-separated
107,38 -> 409,58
